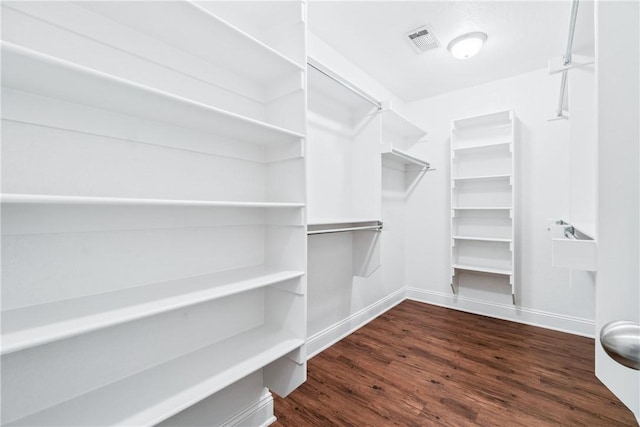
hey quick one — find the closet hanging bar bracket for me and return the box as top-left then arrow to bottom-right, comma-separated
548,54 -> 594,75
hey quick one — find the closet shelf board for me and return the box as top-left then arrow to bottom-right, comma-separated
452,141 -> 512,151
0,194 -> 305,209
2,43 -> 305,145
6,325 -> 303,427
452,174 -> 512,181
452,236 -> 512,243
307,218 -> 381,226
452,264 -> 512,276
381,109 -> 428,139
451,110 -> 513,130
79,0 -> 304,82
380,146 -> 430,169
2,267 -> 304,355
452,206 -> 512,210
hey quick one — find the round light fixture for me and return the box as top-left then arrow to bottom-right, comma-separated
447,32 -> 488,59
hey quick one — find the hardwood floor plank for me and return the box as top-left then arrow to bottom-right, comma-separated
274,301 -> 638,426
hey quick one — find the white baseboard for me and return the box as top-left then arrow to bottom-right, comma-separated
406,287 -> 595,338
307,288 -> 406,359
223,388 -> 276,427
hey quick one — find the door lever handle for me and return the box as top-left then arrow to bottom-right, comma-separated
600,321 -> 640,370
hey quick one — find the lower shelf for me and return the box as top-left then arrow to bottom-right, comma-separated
2,266 -> 304,355
452,264 -> 512,276
7,325 -> 304,427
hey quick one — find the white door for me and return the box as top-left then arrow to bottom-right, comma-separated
595,1 -> 639,423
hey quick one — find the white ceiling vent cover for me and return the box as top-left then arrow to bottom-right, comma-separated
406,25 -> 440,53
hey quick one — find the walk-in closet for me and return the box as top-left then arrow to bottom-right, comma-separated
1,1 -> 638,426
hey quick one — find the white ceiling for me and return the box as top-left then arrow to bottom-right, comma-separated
308,1 -> 595,102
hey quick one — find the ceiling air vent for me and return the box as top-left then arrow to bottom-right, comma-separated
406,25 -> 440,53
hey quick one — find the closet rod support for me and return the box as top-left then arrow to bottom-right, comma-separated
307,58 -> 382,111
555,0 -> 580,118
307,222 -> 383,235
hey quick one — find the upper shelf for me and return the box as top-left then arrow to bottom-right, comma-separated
453,141 -> 512,152
6,325 -> 303,427
0,194 -> 305,209
452,174 -> 512,181
452,110 -> 513,131
76,1 -> 304,83
1,43 -> 305,145
2,266 -> 304,355
380,108 -> 428,141
380,145 -> 430,170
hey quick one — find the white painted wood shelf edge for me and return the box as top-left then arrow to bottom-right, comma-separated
185,0 -> 306,72
452,264 -> 512,276
452,141 -> 512,151
0,194 -> 305,209
452,206 -> 512,210
307,218 -> 381,226
380,145 -> 430,169
5,325 -> 304,427
1,267 -> 304,355
452,173 -> 512,181
380,108 -> 428,140
2,42 -> 305,145
452,236 -> 512,243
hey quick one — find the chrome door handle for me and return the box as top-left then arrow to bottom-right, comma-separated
600,321 -> 640,370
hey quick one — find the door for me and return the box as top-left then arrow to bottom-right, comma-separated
595,1 -> 639,423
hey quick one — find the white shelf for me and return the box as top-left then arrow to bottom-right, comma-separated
452,141 -> 512,152
75,1 -> 304,84
381,109 -> 428,140
452,264 -> 512,276
2,266 -> 304,355
2,42 -> 305,145
380,145 -> 430,170
452,206 -> 512,211
452,174 -> 511,181
0,194 -> 304,209
452,110 -> 513,130
452,236 -> 512,243
6,325 -> 304,427
308,218 -> 381,226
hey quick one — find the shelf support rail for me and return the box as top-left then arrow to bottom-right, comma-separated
307,58 -> 382,111
307,221 -> 383,235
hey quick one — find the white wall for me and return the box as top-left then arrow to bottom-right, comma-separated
305,33 -> 409,356
594,0 -> 639,420
403,68 -> 596,336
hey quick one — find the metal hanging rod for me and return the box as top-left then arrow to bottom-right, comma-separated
307,221 -> 383,236
556,0 -> 580,118
307,58 -> 382,111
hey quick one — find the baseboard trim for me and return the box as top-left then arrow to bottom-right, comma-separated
406,287 -> 595,338
307,288 -> 406,359
222,388 -> 276,427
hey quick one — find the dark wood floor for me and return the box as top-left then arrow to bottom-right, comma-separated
274,301 -> 637,426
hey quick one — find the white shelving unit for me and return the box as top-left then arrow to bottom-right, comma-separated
380,108 -> 430,175
1,2 -> 308,426
6,326 -> 303,427
450,110 -> 516,304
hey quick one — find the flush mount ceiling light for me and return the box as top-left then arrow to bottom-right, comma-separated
447,32 -> 487,59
